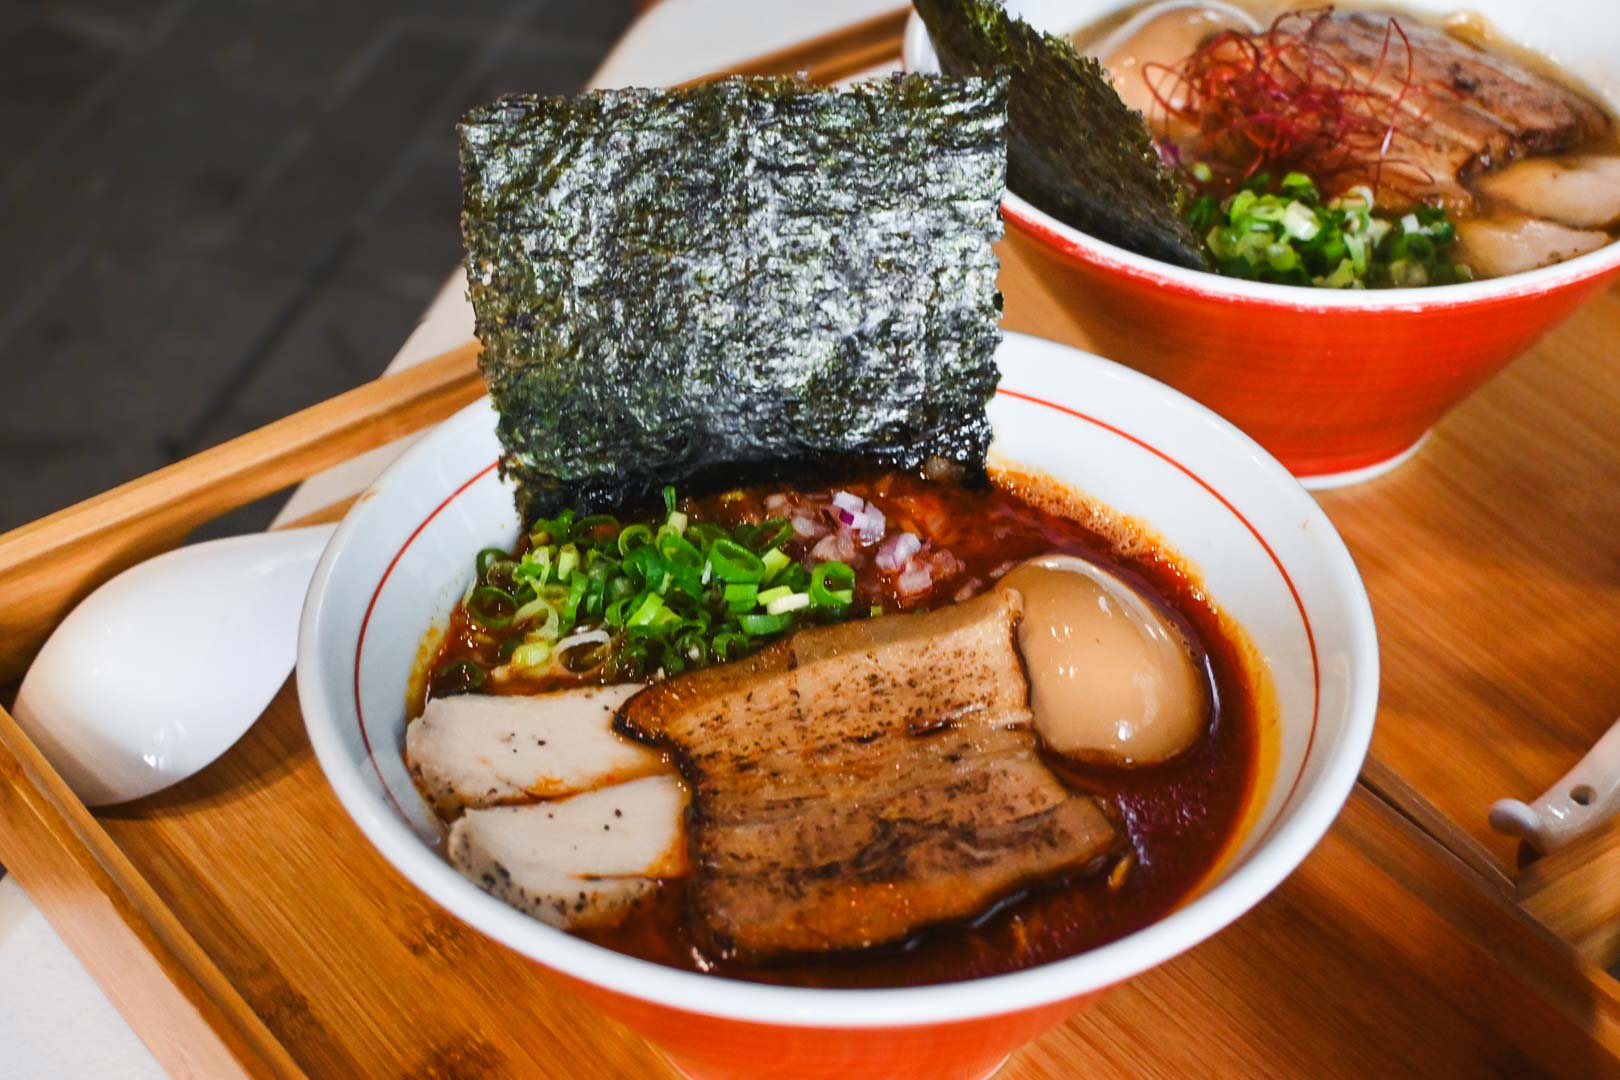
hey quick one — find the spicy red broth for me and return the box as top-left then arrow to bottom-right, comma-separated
419,470 -> 1266,988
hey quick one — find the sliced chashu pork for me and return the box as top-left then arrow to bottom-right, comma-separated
450,773 -> 687,930
616,588 -> 1121,962
1300,14 -> 1611,207
407,684 -> 666,816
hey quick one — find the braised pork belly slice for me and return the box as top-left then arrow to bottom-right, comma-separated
616,588 -> 1121,962
1305,14 -> 1611,207
406,684 -> 666,816
449,773 -> 688,930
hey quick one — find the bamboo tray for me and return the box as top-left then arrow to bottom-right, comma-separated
4,10 -> 1620,1077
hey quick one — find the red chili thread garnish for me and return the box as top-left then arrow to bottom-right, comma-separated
1143,6 -> 1435,197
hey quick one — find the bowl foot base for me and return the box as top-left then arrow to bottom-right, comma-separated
666,1052 -> 1012,1080
1299,432 -> 1430,491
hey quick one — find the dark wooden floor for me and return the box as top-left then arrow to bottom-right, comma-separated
0,0 -> 635,536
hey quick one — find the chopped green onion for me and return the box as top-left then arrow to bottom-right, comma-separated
618,524 -> 654,556
1282,200 -> 1319,241
573,513 -> 619,537
723,582 -> 759,612
765,591 -> 811,615
760,547 -> 791,582
556,543 -> 579,582
562,574 -> 587,629
445,484 -> 889,685
514,548 -> 551,587
751,518 -> 794,550
467,586 -> 517,629
1185,169 -> 1468,288
739,611 -> 793,636
809,561 -> 856,608
431,659 -> 486,695
627,591 -> 666,628
778,563 -> 812,592
476,547 -> 511,582
510,640 -> 552,671
604,595 -> 635,627
712,631 -> 749,661
708,538 -> 767,584
756,585 -> 793,607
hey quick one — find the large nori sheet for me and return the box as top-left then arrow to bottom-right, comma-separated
913,0 -> 1209,270
458,74 -> 1007,522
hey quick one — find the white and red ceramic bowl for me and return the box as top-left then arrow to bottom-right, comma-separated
906,0 -> 1620,486
298,332 -> 1378,1079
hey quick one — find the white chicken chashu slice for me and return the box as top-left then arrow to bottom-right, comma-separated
450,773 -> 688,930
1456,216 -> 1610,279
1477,156 -> 1620,230
406,684 -> 665,815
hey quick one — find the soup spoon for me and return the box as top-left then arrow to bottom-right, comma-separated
9,524 -> 336,807
1489,716 -> 1620,854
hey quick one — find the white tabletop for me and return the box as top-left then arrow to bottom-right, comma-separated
0,2 -> 901,1075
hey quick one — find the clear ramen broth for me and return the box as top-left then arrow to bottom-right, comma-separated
418,471 -> 1265,989
1078,2 -> 1620,282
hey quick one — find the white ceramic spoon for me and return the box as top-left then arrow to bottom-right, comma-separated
1489,717 -> 1620,854
10,524 -> 336,807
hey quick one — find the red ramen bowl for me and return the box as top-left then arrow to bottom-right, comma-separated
298,334 -> 1378,1078
905,0 -> 1620,486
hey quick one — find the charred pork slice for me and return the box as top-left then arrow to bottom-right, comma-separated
1305,14 -> 1611,206
616,588 -> 1120,962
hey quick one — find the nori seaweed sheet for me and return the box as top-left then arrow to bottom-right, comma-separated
458,74 -> 1008,522
913,0 -> 1209,269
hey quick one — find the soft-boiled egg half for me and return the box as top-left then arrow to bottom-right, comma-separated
1002,555 -> 1210,766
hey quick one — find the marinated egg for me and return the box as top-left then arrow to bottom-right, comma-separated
1085,1 -> 1259,127
1001,555 -> 1209,766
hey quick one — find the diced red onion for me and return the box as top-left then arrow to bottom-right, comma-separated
764,493 -> 788,511
875,531 -> 921,571
832,491 -> 865,513
954,578 -> 982,603
836,508 -> 857,526
929,549 -> 964,578
810,529 -> 857,563
896,562 -> 933,596
857,504 -> 886,545
791,513 -> 827,538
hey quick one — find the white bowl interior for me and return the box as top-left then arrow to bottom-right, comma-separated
903,0 -> 1620,308
298,332 -> 1377,1027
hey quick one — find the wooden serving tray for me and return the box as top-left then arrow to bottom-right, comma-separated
3,12 -> 1619,1077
